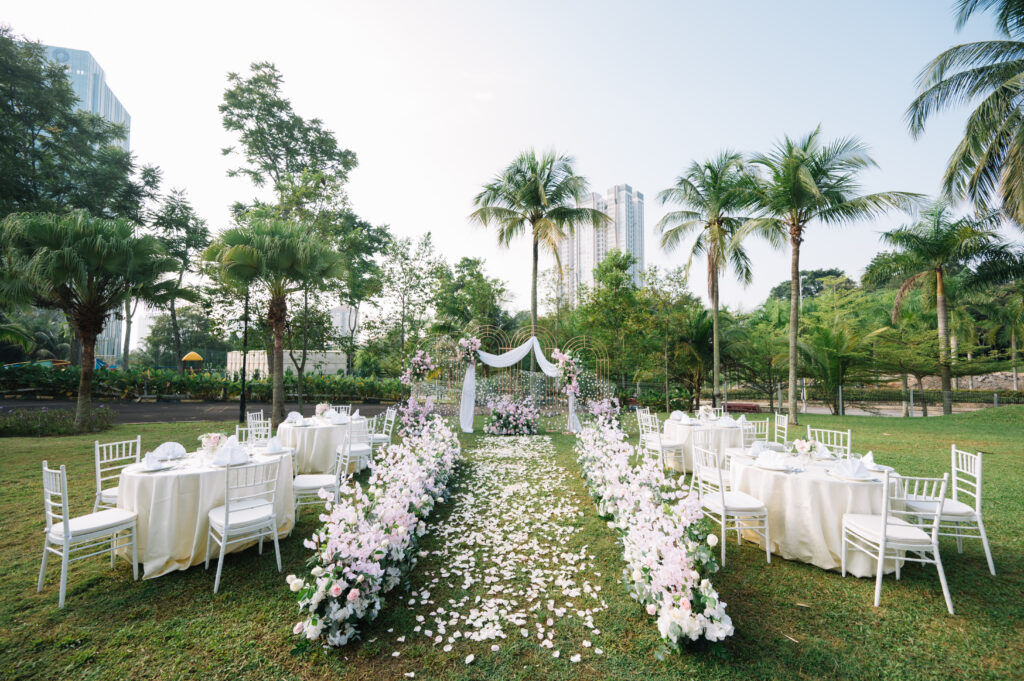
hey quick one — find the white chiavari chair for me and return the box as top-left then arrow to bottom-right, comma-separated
639,414 -> 686,473
774,412 -> 788,446
806,426 -> 852,457
39,461 -> 138,608
93,436 -> 141,511
331,404 -> 352,416
692,446 -> 770,566
205,459 -> 281,593
842,471 -> 953,614
246,409 -> 264,426
905,445 -> 995,576
369,407 -> 397,455
711,406 -> 725,418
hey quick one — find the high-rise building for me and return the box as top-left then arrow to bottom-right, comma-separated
45,44 -> 131,363
557,184 -> 645,303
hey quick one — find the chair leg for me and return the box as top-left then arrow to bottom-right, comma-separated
841,527 -> 847,577
977,517 -> 996,576
131,526 -> 139,581
873,541 -> 886,608
933,545 -> 954,615
720,520 -> 726,566
58,549 -> 69,609
271,522 -> 282,572
214,537 -> 226,594
764,517 -> 771,564
955,522 -> 963,553
37,539 -> 49,592
110,531 -> 116,568
204,530 -> 212,570
259,535 -> 264,555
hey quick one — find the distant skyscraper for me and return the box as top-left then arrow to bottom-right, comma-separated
45,44 -> 131,363
557,184 -> 645,303
44,45 -> 131,150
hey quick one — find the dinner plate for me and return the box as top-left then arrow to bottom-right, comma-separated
756,461 -> 790,471
135,462 -> 176,473
864,463 -> 894,473
828,470 -> 879,482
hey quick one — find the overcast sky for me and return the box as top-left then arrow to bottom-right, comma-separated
5,0 -> 1005,336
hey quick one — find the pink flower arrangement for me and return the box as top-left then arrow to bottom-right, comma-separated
400,350 -> 435,385
288,412 -> 461,647
456,337 -> 481,367
551,348 -> 580,397
399,396 -> 435,439
483,396 -> 540,436
575,417 -> 733,648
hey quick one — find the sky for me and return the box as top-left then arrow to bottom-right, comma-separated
3,0 -> 1007,342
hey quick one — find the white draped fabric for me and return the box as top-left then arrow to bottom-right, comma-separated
459,336 -> 577,434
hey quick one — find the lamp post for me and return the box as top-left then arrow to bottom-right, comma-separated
238,289 -> 249,424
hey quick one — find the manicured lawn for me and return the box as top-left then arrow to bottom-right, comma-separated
0,409 -> 1021,680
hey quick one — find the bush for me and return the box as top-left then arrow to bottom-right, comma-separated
0,405 -> 115,437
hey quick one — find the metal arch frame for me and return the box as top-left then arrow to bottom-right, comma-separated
562,335 -> 610,382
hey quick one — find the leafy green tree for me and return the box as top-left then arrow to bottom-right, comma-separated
285,291 -> 342,410
470,149 -> 608,332
798,317 -> 884,414
205,218 -> 346,426
768,268 -> 850,300
907,0 -> 1024,226
1,211 -> 178,429
431,257 -> 511,336
658,150 -> 752,407
142,305 -> 232,368
576,250 -> 642,382
728,299 -> 788,410
744,126 -> 917,422
864,200 -> 1004,414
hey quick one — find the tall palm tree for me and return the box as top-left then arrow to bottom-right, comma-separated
658,150 -> 752,408
864,201 -> 1004,414
743,127 -> 918,423
0,211 -> 179,429
205,218 -> 345,426
470,149 -> 609,333
907,1 -> 1024,225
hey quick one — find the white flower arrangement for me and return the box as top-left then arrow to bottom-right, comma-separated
698,405 -> 714,420
315,402 -> 332,416
198,432 -> 226,451
793,438 -> 812,455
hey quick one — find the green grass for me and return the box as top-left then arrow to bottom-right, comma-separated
1,409 -> 1022,680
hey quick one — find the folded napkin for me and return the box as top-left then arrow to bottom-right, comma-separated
719,414 -> 737,427
669,410 -> 685,421
285,411 -> 304,424
143,449 -> 164,469
750,441 -> 766,456
264,436 -> 283,454
737,414 -> 747,424
862,451 -> 875,467
832,458 -> 871,479
351,409 -> 361,419
328,412 -> 350,425
212,443 -> 249,466
756,450 -> 789,468
814,441 -> 833,459
152,441 -> 186,461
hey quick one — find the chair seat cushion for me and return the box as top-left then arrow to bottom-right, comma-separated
658,439 -> 684,450
99,486 -> 119,503
293,474 -> 338,491
369,434 -> 390,444
208,498 -> 274,530
49,508 -> 136,541
843,513 -> 932,545
338,443 -> 372,455
905,498 -> 976,518
704,490 -> 765,514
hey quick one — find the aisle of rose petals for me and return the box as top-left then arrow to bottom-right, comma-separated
389,435 -> 610,666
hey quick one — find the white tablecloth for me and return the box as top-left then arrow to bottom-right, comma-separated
662,419 -> 745,472
118,452 -> 294,579
278,417 -> 366,473
731,453 -> 899,577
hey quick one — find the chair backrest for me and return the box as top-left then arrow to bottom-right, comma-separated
806,426 -> 851,456
246,410 -> 264,426
331,404 -> 352,416
887,471 -> 949,543
750,419 -> 768,441
693,446 -> 727,502
691,426 -> 712,452
378,407 -> 397,438
225,459 -> 280,513
250,418 -> 271,443
711,406 -> 724,418
95,436 -> 141,494
741,422 -> 757,447
951,444 -> 983,512
774,413 -> 788,444
235,425 -> 250,446
42,461 -> 70,536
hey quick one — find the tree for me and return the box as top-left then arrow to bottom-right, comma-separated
729,299 -> 789,410
431,257 -> 510,336
907,0 -> 1024,226
658,151 -> 753,408
285,292 -> 342,410
798,317 -> 883,414
768,268 -> 849,300
205,218 -> 345,426
577,250 -> 643,383
470,149 -> 608,333
150,189 -> 209,372
1,211 -> 178,429
142,305 -> 232,368
864,200 -> 1004,414
744,126 -> 917,423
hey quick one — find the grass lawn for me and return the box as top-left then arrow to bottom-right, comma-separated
0,408 -> 1021,680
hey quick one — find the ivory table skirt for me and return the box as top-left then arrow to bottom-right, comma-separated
662,420 -> 745,472
731,454 -> 899,577
118,452 -> 294,579
278,418 -> 366,473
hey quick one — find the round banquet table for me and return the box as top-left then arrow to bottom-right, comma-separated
730,452 -> 900,577
117,451 -> 294,579
662,419 -> 745,472
277,417 -> 367,473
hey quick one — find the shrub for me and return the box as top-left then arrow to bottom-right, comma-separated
483,396 -> 540,435
0,405 -> 115,437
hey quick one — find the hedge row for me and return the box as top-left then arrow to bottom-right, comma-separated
0,365 -> 406,403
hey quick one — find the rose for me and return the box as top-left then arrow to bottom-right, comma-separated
707,533 -> 719,548
329,583 -> 343,598
646,603 -> 658,616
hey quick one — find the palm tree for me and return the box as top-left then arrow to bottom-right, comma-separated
470,149 -> 609,333
864,201 -> 1004,414
798,317 -> 884,415
205,218 -> 345,427
907,0 -> 1024,225
658,151 -> 752,408
0,211 -> 179,429
743,127 -> 918,423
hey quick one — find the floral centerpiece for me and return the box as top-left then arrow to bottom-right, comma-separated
456,336 -> 481,366
400,350 -> 435,385
792,438 -> 812,455
198,432 -> 226,452
698,405 -> 714,420
551,348 -> 580,396
315,402 -> 332,417
484,396 -> 540,435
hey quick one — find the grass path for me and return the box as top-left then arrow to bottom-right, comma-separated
0,409 -> 1021,679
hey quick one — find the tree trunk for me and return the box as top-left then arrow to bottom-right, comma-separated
121,298 -> 132,369
967,351 -> 974,390
711,259 -> 721,409
269,295 -> 288,428
171,275 -> 184,374
530,233 -> 538,378
935,270 -> 953,415
75,332 -> 96,431
951,334 -> 959,390
1012,330 -> 1019,392
787,231 -> 801,424
70,333 -> 82,367
901,373 -> 909,417
917,375 -> 928,417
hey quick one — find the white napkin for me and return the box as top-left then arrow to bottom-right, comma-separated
212,443 -> 249,466
285,411 -> 304,424
756,450 -> 789,468
862,451 -> 875,467
322,409 -> 338,420
143,449 -> 164,469
720,414 -> 737,427
750,441 -> 766,456
833,458 -> 871,479
152,441 -> 186,461
329,412 -> 349,425
737,414 -> 747,424
351,409 -> 361,419
815,441 -> 833,459
669,410 -> 685,421
264,436 -> 283,453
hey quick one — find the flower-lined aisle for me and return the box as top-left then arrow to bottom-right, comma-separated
576,413 -> 734,651
288,408 -> 460,646
385,435 -> 610,665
